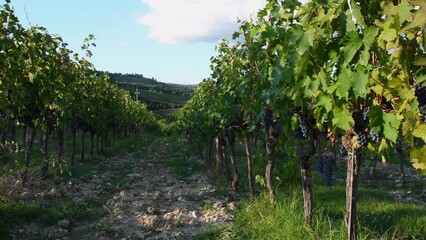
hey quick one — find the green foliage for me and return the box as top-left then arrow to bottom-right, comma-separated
163,136 -> 206,179
155,119 -> 177,135
178,0 -> 426,173
0,0 -> 157,174
107,72 -> 194,110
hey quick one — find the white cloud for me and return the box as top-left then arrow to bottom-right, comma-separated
139,0 -> 265,44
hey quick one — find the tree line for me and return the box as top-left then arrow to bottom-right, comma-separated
0,0 -> 156,184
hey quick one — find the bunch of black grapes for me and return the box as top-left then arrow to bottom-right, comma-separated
0,108 -> 8,121
293,128 -> 305,139
263,108 -> 273,131
298,114 -> 309,138
370,129 -> 383,143
292,109 -> 317,140
415,83 -> 426,125
352,107 -> 369,147
226,126 -> 236,142
271,118 -> 282,138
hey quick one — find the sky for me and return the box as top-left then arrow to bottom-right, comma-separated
7,0 -> 304,85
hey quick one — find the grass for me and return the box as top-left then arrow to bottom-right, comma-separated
159,135 -> 207,179
39,196 -> 109,227
194,185 -> 425,239
194,140 -> 426,240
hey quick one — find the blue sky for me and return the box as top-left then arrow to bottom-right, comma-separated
9,0 -> 268,85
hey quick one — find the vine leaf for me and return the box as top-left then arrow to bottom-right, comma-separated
383,112 -> 400,143
350,0 -> 366,27
398,0 -> 413,23
351,67 -> 368,98
363,27 -> 379,49
332,107 -> 353,131
329,67 -> 351,99
402,110 -> 417,138
316,94 -> 332,113
294,28 -> 315,55
412,125 -> 426,142
410,146 -> 426,170
369,106 -> 384,132
343,31 -> 362,64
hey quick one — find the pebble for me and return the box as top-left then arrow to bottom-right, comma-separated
227,202 -> 237,211
147,206 -> 156,214
163,212 -> 174,220
213,201 -> 223,209
57,219 -> 70,229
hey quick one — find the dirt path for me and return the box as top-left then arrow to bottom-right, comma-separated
9,136 -> 238,240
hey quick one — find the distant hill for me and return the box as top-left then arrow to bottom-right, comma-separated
101,72 -> 194,110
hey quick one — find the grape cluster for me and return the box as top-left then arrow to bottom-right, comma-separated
298,114 -> 309,138
292,128 -> 305,139
354,131 -> 367,146
370,129 -> 383,143
415,84 -> 426,125
254,122 -> 262,132
415,83 -> 426,106
419,103 -> 426,125
271,118 -> 282,138
263,109 -> 273,131
363,107 -> 370,121
226,126 -> 236,142
0,108 -> 8,120
352,108 -> 369,147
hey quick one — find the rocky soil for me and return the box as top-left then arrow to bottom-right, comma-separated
4,138 -> 240,240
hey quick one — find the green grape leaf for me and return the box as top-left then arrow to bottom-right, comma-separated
398,0 -> 413,23
412,125 -> 426,142
297,28 -> 315,55
378,138 -> 388,153
332,107 -> 353,131
345,10 -> 357,32
343,31 -> 362,64
351,67 -> 368,98
369,106 -> 384,132
316,94 -> 332,113
359,48 -> 370,66
414,56 -> 426,66
363,27 -> 379,49
380,28 -> 397,42
402,110 -> 417,138
383,112 -> 401,143
330,67 -> 352,99
350,0 -> 366,27
410,146 -> 426,171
